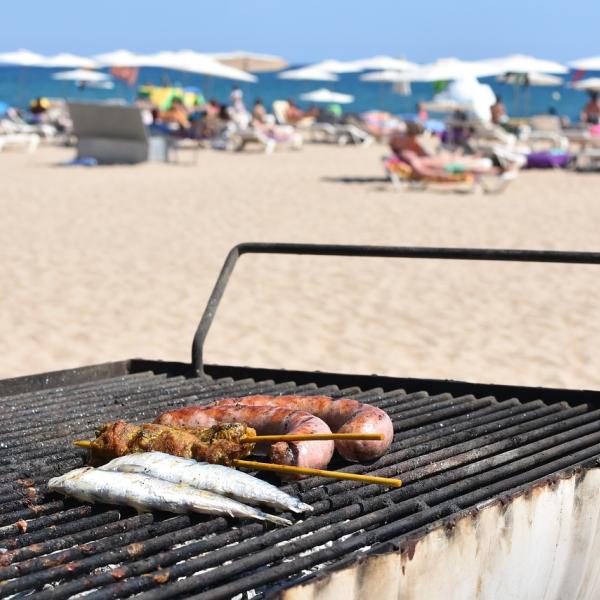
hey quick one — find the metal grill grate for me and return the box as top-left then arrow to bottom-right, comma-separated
1,368 -> 599,599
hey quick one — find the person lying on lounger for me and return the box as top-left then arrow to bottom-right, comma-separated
389,121 -> 497,181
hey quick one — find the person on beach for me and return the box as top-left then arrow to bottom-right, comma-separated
159,97 -> 191,131
285,99 -> 305,124
490,95 -> 507,125
252,99 -> 268,124
581,91 -> 600,124
388,121 -> 498,181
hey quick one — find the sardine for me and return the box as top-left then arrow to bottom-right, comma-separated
48,467 -> 291,525
99,452 -> 313,514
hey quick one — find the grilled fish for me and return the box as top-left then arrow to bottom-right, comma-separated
99,452 -> 313,514
48,467 -> 291,525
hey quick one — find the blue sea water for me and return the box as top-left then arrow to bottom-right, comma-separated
0,65 -> 594,121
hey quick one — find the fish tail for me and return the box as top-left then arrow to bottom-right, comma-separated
291,501 -> 313,513
263,513 -> 292,526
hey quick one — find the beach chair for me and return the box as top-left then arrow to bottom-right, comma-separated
575,134 -> 600,170
68,102 -> 179,164
3,108 -> 57,139
522,115 -> 569,151
383,156 -> 517,194
225,122 -> 277,154
0,131 -> 40,153
310,121 -> 374,146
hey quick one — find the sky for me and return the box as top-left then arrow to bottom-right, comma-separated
1,0 -> 598,64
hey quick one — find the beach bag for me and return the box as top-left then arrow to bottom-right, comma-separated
526,151 -> 571,169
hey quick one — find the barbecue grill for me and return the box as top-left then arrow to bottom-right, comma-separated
2,243 -> 600,600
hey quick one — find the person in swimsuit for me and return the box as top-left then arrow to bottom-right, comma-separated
389,121 -> 496,180
581,92 -> 600,124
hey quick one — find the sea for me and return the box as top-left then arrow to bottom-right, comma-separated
0,65 -> 593,121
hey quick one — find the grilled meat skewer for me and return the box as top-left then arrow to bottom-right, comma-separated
85,421 -> 256,466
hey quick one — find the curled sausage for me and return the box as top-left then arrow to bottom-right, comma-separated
211,395 -> 393,462
155,405 -> 334,471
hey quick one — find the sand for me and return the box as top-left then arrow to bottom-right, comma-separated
2,143 -> 600,390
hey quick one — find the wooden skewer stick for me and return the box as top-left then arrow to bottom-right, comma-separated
233,459 -> 402,488
72,441 -> 400,487
73,432 -> 383,448
241,433 -> 384,443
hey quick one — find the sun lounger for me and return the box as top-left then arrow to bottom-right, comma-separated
310,122 -> 373,146
0,132 -> 40,153
521,115 -> 569,151
226,123 -> 276,154
575,135 -> 600,170
383,156 -> 517,194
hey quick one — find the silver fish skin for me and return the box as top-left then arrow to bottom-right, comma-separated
48,467 -> 291,526
99,452 -> 313,514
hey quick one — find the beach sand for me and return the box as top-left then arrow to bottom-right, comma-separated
2,144 -> 600,390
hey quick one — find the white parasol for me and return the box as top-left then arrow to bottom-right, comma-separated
571,78 -> 600,92
299,88 -> 354,104
142,50 -> 257,82
43,53 -> 100,69
278,66 -> 338,81
52,69 -> 111,82
569,56 -> 600,71
348,55 -> 418,71
360,70 -> 414,82
93,49 -> 147,67
401,57 -> 500,82
480,54 -> 568,75
308,59 -> 362,74
0,49 -> 47,66
497,72 -> 562,86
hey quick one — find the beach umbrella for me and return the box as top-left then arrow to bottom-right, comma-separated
94,49 -> 147,67
143,51 -> 257,82
572,78 -> 600,92
349,55 -> 418,71
0,49 -> 46,66
308,59 -> 362,74
481,55 -> 567,115
209,51 -> 287,72
43,53 -> 100,69
569,56 -> 600,71
52,69 -> 111,82
278,66 -> 338,81
401,57 -> 500,82
360,70 -> 414,82
497,72 -> 563,86
299,88 -> 354,104
480,54 -> 568,75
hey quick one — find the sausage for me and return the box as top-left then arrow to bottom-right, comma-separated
211,395 -> 393,462
155,406 -> 335,471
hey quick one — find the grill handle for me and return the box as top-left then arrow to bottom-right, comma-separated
192,243 -> 600,375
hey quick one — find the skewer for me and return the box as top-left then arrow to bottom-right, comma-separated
74,440 -> 92,448
73,432 -> 383,448
241,433 -> 384,443
72,441 -> 400,487
233,459 -> 402,488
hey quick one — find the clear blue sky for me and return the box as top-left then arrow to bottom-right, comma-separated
2,0 -> 598,64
